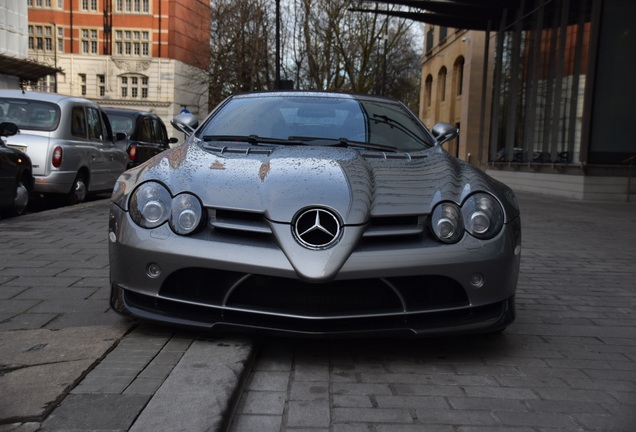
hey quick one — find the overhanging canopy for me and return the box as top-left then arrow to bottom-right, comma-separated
351,0 -> 591,31
0,54 -> 61,81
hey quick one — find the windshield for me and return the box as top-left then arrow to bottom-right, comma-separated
0,98 -> 61,132
107,112 -> 136,135
198,95 -> 434,151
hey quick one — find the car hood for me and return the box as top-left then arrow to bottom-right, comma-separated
113,142 -> 519,224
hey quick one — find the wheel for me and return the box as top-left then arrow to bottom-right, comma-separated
64,173 -> 88,205
0,178 -> 31,218
12,179 -> 31,215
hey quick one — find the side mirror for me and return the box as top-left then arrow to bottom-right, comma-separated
171,113 -> 199,137
0,122 -> 19,138
115,132 -> 127,142
431,122 -> 459,146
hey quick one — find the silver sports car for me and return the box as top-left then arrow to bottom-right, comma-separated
109,91 -> 521,337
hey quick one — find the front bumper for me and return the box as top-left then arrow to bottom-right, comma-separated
109,204 -> 521,337
111,282 -> 515,337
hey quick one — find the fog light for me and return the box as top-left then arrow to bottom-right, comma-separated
109,232 -> 117,243
147,263 -> 161,278
469,273 -> 484,288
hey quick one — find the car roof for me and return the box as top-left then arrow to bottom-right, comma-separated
231,91 -> 401,104
0,89 -> 99,106
103,107 -> 156,117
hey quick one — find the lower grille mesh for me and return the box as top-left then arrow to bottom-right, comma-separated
159,268 -> 468,318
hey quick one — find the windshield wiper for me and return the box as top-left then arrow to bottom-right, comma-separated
202,134 -> 397,152
202,135 -> 305,146
371,115 -> 429,145
287,136 -> 397,152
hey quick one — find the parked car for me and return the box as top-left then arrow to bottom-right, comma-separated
109,91 -> 522,337
104,108 -> 177,168
0,122 -> 33,217
0,90 -> 128,205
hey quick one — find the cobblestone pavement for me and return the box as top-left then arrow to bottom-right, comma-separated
228,193 -> 636,432
0,199 -> 252,432
1,192 -> 635,432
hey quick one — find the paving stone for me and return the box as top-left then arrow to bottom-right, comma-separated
39,394 -> 149,431
287,401 -> 331,427
332,407 -> 413,424
239,391 -> 286,415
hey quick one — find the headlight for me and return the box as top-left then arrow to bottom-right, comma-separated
130,182 -> 171,228
462,193 -> 504,239
430,202 -> 463,243
170,193 -> 203,235
129,182 -> 205,235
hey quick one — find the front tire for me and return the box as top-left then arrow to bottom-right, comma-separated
0,177 -> 31,218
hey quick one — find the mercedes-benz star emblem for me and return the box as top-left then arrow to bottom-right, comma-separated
293,208 -> 341,249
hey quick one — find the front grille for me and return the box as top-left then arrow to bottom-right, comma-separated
159,268 -> 468,319
205,207 -> 431,241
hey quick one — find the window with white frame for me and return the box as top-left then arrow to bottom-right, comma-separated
114,30 -> 150,57
120,75 -> 149,99
79,74 -> 87,96
81,0 -> 97,11
115,0 -> 149,13
97,75 -> 105,96
81,29 -> 98,54
29,25 -> 54,53
57,27 -> 64,53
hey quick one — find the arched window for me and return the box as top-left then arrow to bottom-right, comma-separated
454,56 -> 465,96
438,67 -> 447,103
425,75 -> 433,107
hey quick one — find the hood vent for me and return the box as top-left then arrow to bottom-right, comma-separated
362,152 -> 428,160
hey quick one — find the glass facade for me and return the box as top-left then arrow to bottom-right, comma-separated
489,0 -> 593,166
489,0 -> 636,168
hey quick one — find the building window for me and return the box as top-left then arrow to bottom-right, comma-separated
116,0 -> 149,13
425,75 -> 433,108
120,75 -> 149,99
79,74 -> 87,96
438,67 -> 447,103
454,56 -> 464,96
439,26 -> 448,43
97,74 -> 105,96
120,77 -> 128,97
114,30 -> 150,57
29,25 -> 55,53
81,0 -> 97,11
58,27 -> 64,53
81,29 -> 98,54
32,0 -> 53,6
426,26 -> 434,54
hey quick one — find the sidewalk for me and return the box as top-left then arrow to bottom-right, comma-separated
0,199 -> 255,432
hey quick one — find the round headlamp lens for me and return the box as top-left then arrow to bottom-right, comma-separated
130,182 -> 171,228
431,202 -> 463,243
462,193 -> 504,239
170,194 -> 203,235
470,211 -> 490,234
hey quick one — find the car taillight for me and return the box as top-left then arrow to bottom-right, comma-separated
128,145 -> 137,162
52,146 -> 63,168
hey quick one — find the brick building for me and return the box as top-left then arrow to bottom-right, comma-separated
27,0 -> 210,138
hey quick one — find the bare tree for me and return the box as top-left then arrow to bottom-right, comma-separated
207,0 -> 421,111
287,1 -> 420,107
209,0 -> 274,108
